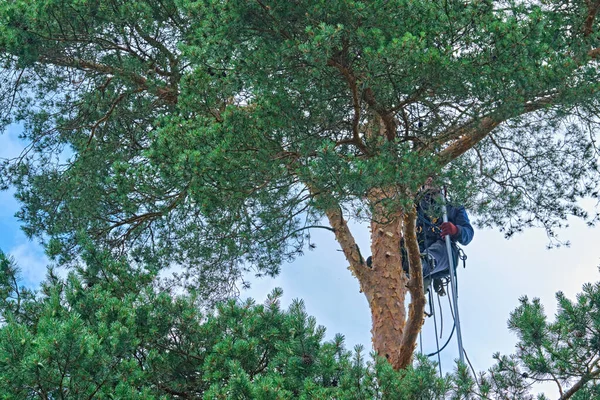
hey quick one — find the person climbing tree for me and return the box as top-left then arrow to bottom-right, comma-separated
367,178 -> 474,295
415,181 -> 474,295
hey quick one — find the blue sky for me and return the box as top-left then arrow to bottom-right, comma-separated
0,124 -> 50,288
1,124 -> 599,396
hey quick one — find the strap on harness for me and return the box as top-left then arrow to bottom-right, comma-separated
457,247 -> 467,269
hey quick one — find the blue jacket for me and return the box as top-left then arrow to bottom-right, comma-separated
416,195 -> 474,252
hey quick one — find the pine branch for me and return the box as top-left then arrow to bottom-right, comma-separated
436,116 -> 500,166
583,0 -> 600,37
308,183 -> 368,281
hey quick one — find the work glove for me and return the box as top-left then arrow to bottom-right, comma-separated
440,222 -> 458,238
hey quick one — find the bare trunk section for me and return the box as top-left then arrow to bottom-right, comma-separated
352,188 -> 408,369
366,207 -> 407,368
316,187 -> 426,370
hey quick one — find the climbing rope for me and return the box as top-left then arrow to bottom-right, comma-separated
437,291 -> 444,338
416,189 -> 469,370
417,189 -> 478,380
429,282 -> 443,377
424,246 -> 468,364
425,278 -> 456,359
442,198 -> 465,364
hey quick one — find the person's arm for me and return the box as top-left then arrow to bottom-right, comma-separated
446,205 -> 474,245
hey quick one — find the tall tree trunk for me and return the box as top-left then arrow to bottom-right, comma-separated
364,202 -> 407,369
322,188 -> 426,370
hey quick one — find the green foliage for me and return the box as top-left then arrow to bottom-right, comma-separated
0,249 -> 451,399
449,277 -> 600,400
500,281 -> 600,398
5,249 -> 600,398
441,275 -> 600,399
1,0 -> 600,288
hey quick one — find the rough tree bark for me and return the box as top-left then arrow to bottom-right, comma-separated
320,186 -> 426,370
311,102 -> 543,369
315,113 -> 505,369
4,0 -> 600,377
364,189 -> 407,369
323,50 -> 429,369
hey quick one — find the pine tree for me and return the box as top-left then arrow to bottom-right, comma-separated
2,0 -> 600,368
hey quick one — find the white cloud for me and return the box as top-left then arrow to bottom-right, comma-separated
8,242 -> 50,288
3,122 -> 597,397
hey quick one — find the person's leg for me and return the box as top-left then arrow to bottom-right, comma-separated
423,241 -> 450,277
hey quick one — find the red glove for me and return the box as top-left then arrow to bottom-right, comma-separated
440,222 -> 458,238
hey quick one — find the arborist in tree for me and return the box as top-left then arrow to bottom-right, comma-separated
367,178 -> 474,295
414,179 -> 474,295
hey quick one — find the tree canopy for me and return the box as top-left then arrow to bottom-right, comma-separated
2,0 -> 600,368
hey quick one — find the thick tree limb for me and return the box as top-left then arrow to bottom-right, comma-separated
39,55 -> 146,85
304,180 -> 369,282
133,24 -> 179,68
435,94 -> 561,166
584,0 -> 600,36
327,53 -> 396,145
397,206 -> 426,369
437,116 -> 500,166
326,58 -> 370,155
362,87 -> 398,142
37,55 -> 178,103
322,204 -> 370,284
